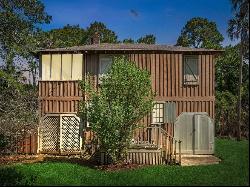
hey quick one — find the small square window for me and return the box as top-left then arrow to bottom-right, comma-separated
183,55 -> 199,85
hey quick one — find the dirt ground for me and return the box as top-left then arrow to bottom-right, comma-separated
0,154 -> 145,171
0,154 -> 44,165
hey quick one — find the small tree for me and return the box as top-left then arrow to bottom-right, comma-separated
79,56 -> 154,163
176,17 -> 224,49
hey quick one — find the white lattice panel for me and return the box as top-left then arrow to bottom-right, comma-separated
61,116 -> 81,152
39,114 -> 82,154
40,115 -> 60,152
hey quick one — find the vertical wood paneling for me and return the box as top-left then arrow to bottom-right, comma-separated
39,81 -> 83,115
156,54 -> 160,96
198,55 -> 202,97
151,53 -> 156,93
205,55 -> 210,96
171,54 -> 175,96
159,54 -> 164,96
167,54 -> 171,97
202,55 -> 206,97
163,54 -> 167,96
39,52 -> 216,147
175,54 -> 179,97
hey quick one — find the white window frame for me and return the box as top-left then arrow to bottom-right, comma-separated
183,55 -> 199,85
152,101 -> 165,124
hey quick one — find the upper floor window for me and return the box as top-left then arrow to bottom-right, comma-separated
99,55 -> 113,83
41,53 -> 83,81
183,55 -> 199,85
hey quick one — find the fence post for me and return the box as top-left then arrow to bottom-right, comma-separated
166,135 -> 169,164
30,133 -> 32,154
37,126 -> 40,154
174,140 -> 177,164
178,140 -> 182,165
170,137 -> 173,165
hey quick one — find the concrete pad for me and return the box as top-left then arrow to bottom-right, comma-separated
180,155 -> 221,166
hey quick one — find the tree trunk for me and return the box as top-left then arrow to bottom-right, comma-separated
32,67 -> 37,86
237,40 -> 243,141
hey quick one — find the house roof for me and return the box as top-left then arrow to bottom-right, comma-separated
36,43 -> 224,53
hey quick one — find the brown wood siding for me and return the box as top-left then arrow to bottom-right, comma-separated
125,53 -> 215,131
85,54 -> 99,89
38,52 -> 215,145
127,53 -> 214,98
38,81 -> 83,116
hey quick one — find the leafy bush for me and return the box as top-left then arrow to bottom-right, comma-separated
0,70 -> 38,154
79,56 -> 154,162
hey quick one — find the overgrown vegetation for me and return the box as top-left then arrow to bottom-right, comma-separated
79,56 -> 154,162
176,1 -> 249,139
0,138 -> 248,186
0,70 -> 38,154
215,44 -> 249,138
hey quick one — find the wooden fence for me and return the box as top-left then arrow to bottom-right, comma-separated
17,131 -> 38,154
0,130 -> 38,155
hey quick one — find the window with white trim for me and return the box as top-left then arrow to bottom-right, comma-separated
99,55 -> 113,83
183,55 -> 199,85
152,102 -> 165,124
152,102 -> 176,124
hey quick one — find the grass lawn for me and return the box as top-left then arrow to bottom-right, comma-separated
0,138 -> 249,186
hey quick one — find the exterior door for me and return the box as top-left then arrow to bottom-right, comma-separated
193,114 -> 214,154
174,112 -> 214,154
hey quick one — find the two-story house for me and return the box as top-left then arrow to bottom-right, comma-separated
36,41 -> 223,164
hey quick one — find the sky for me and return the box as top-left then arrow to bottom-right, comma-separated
40,0 -> 238,46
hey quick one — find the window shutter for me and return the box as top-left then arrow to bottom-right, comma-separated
165,102 -> 176,123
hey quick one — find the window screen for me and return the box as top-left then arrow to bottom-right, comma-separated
99,55 -> 113,83
183,55 -> 199,85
